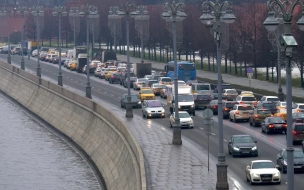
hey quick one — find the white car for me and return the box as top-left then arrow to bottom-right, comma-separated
229,104 -> 253,122
170,111 -> 194,128
142,100 -> 165,118
31,49 -> 38,57
294,103 -> 304,113
245,160 -> 281,185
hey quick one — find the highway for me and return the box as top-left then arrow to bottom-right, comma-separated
2,54 -> 304,190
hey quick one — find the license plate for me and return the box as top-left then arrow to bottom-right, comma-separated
242,151 -> 249,153
262,177 -> 271,180
294,166 -> 302,168
275,124 -> 281,127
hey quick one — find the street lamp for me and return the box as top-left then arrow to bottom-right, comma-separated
31,6 -> 44,77
89,13 -> 99,58
53,6 -> 67,87
264,1 -> 304,189
117,3 -> 137,118
108,6 -> 123,52
0,7 -> 14,64
16,6 -> 28,70
162,2 -> 187,145
134,5 -> 149,63
200,0 -> 236,189
79,4 -> 98,99
69,7 -> 80,49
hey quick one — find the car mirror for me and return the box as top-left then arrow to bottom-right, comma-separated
228,140 -> 231,144
275,165 -> 280,169
246,166 -> 250,170
277,156 -> 282,159
162,104 -> 165,107
172,100 -> 175,103
254,140 -> 257,143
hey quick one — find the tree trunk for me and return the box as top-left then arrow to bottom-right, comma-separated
212,52 -> 215,71
229,54 -> 232,74
234,59 -> 238,75
200,51 -> 203,70
208,52 -> 211,71
244,61 -> 247,76
225,52 -> 228,73
266,63 -> 269,80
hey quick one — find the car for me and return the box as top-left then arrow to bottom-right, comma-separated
49,54 -> 57,63
261,117 -> 287,134
142,79 -> 158,88
109,72 -> 120,84
105,70 -> 113,80
245,160 -> 281,185
292,112 -> 304,122
11,47 -> 21,55
260,96 -> 280,103
99,68 -> 109,79
256,101 -> 277,114
31,49 -> 38,57
123,76 -> 137,88
222,101 -> 239,119
228,135 -> 258,157
294,103 -> 304,113
177,80 -> 186,85
94,67 -> 102,77
193,93 -> 212,110
151,84 -> 164,95
138,87 -> 156,101
142,100 -> 165,118
40,53 -> 48,61
158,77 -> 172,85
206,100 -> 218,115
276,148 -> 304,173
290,122 -> 304,144
191,83 -> 212,94
170,111 -> 194,128
273,108 -> 287,121
120,94 -> 142,109
60,57 -> 68,65
235,91 -> 258,107
52,56 -> 60,64
143,75 -> 152,80
119,72 -> 136,85
249,109 -> 272,127
223,89 -> 238,101
70,62 -> 77,71
133,78 -> 147,90
150,75 -> 163,81
229,104 -> 253,122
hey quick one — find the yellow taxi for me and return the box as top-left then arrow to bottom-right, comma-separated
105,71 -> 113,81
70,62 -> 77,71
274,108 -> 287,121
138,87 -> 156,101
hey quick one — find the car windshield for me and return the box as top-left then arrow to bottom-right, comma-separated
257,110 -> 270,114
178,94 -> 194,102
233,136 -> 253,143
242,97 -> 256,101
197,85 -> 210,90
295,125 -> 304,131
226,89 -> 237,94
299,105 -> 304,109
179,63 -> 195,71
147,101 -> 162,107
161,78 -> 172,82
238,106 -> 252,110
226,102 -> 238,108
269,118 -> 285,123
296,113 -> 304,117
137,79 -> 146,82
153,76 -> 161,80
153,84 -> 163,88
96,68 -> 101,71
294,150 -> 304,158
252,162 -> 275,169
178,81 -> 186,85
148,80 -> 158,84
126,95 -> 139,100
196,95 -> 209,99
267,97 -> 280,101
142,90 -> 153,94
262,103 -> 276,108
179,112 -> 191,118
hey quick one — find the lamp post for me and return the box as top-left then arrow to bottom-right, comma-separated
16,6 -> 28,70
31,6 -> 44,77
89,13 -> 99,59
108,6 -> 122,52
79,4 -> 98,99
117,3 -> 137,118
264,1 -> 304,189
69,7 -> 80,49
134,5 -> 149,63
200,0 -> 236,189
162,2 -> 187,145
53,6 -> 67,87
0,7 -> 14,64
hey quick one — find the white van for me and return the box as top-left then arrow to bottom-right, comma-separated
67,49 -> 74,59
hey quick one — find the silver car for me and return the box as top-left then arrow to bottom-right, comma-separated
94,67 -> 102,77
133,78 -> 147,90
142,100 -> 165,118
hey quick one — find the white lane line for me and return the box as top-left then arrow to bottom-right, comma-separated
111,94 -> 114,96
92,87 -> 94,89
105,92 -> 107,93
98,89 -> 101,90
75,81 -> 78,82
80,83 -> 83,84
211,133 -> 216,136
71,79 -> 73,80
224,139 -> 227,142
200,127 -> 204,129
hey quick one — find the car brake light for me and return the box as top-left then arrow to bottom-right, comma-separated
235,111 -> 239,114
269,124 -> 274,128
254,114 -> 258,118
297,110 -> 302,113
170,82 -> 172,85
224,108 -> 229,111
213,105 -> 217,109
161,82 -> 164,84
207,98 -> 211,101
254,102 -> 258,105
240,102 -> 244,104
292,130 -> 297,135
282,124 -> 287,127
112,76 -> 115,78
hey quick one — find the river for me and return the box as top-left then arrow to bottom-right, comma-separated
0,93 -> 102,190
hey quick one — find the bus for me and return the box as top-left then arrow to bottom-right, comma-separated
164,61 -> 197,82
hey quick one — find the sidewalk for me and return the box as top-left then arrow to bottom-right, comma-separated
117,54 -> 303,98
92,97 -> 241,190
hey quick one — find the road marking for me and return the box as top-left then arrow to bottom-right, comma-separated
211,133 -> 216,136
111,94 -> 114,96
71,79 -> 73,80
66,77 -> 68,78
75,81 -> 78,82
200,127 -> 204,129
104,92 -> 107,93
92,87 -> 94,89
81,83 -> 83,84
224,139 -> 227,142
98,89 -> 101,90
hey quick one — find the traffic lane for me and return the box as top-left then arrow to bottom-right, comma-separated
4,55 -> 304,189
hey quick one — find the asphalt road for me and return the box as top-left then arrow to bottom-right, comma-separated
2,54 -> 304,190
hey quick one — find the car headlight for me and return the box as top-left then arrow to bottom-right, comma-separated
283,160 -> 287,165
178,105 -> 181,108
138,101 -> 141,104
189,119 -> 193,123
273,172 -> 280,177
251,173 -> 259,177
161,108 -> 165,113
233,147 -> 239,151
147,110 -> 151,113
251,146 -> 257,150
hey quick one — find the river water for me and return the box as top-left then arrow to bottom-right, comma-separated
0,93 -> 102,190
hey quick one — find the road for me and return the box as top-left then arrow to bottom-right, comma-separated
2,54 -> 304,190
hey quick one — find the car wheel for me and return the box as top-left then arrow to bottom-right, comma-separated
192,112 -> 195,116
229,115 -> 232,122
120,103 -> 123,108
228,147 -> 231,154
266,127 -> 269,134
282,164 -> 287,174
249,177 -> 254,185
142,111 -> 145,118
246,174 -> 249,182
253,120 -> 257,127
170,122 -> 172,128
234,116 -> 237,123
249,119 -> 252,126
